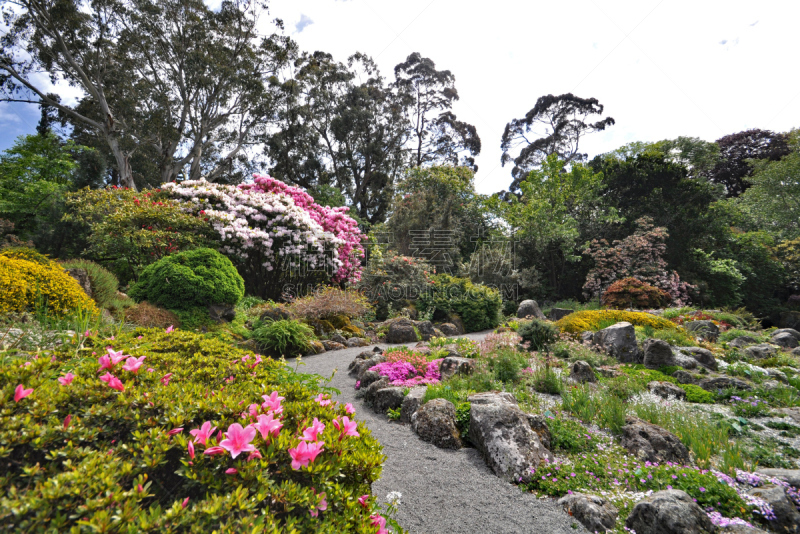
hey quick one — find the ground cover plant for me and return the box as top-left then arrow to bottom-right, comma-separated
555,309 -> 675,333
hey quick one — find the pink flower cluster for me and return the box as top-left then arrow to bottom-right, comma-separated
245,175 -> 365,283
369,358 -> 443,387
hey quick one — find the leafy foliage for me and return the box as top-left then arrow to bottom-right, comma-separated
61,258 -> 121,310
709,128 -> 791,198
517,319 -> 558,351
252,319 -> 316,357
130,248 -> 244,310
417,274 -> 502,333
555,309 -> 675,333
601,277 -> 671,309
0,328 -> 385,531
288,287 -> 371,320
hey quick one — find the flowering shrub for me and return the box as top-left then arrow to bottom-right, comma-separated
64,187 -> 217,283
583,217 -> 694,305
0,328 -> 387,531
601,277 -> 671,309
555,310 -> 675,333
0,252 -> 98,316
163,179 -> 356,300
729,396 -> 771,418
243,175 -> 365,284
369,348 -> 443,387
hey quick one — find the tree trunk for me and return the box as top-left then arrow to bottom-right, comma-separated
108,137 -> 136,190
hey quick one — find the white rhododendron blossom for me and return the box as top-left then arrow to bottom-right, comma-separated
162,180 -> 344,276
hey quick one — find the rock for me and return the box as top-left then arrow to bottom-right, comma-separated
437,323 -> 461,337
684,320 -> 720,341
350,355 -> 387,380
780,312 -> 800,330
569,360 -> 597,383
648,381 -> 687,401
593,322 -> 640,363
526,414 -> 551,450
517,299 -> 546,320
321,340 -> 346,351
580,331 -> 594,344
549,308 -> 574,321
597,366 -> 622,378
65,268 -> 93,298
411,399 -> 462,450
207,304 -> 235,322
432,328 -> 445,338
674,352 -> 699,369
679,347 -> 718,370
304,340 -> 325,355
414,320 -> 437,341
359,370 -> 384,390
385,318 -> 420,344
101,309 -> 115,324
373,387 -> 406,414
557,492 -> 618,533
468,396 -> 552,482
330,333 -> 347,345
767,368 -> 789,383
718,525 -> 769,534
699,377 -> 753,392
259,307 -> 290,322
625,489 -> 715,534
439,357 -> 475,380
643,339 -> 675,369
773,328 -> 800,341
467,391 -> 518,406
620,417 -> 690,464
373,346 -> 384,353
400,386 -> 427,424
743,344 -> 777,360
747,485 -> 800,533
346,337 -> 369,348
793,347 -> 800,357
672,370 -> 695,384
755,468 -> 800,488
729,336 -> 758,348
772,332 -> 800,350
363,377 -> 390,403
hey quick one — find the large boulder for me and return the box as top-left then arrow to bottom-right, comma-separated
437,323 -> 461,337
620,417 -> 690,464
643,339 -> 675,369
346,337 -> 369,348
411,398 -> 462,449
672,370 -> 695,384
208,304 -> 236,322
549,308 -> 574,321
358,370 -> 383,390
414,320 -> 437,341
773,328 -> 800,341
439,357 -> 475,380
699,377 -> 753,392
373,387 -> 406,415
557,492 -> 618,533
746,485 -> 800,533
679,347 -> 718,371
517,300 -> 546,320
362,377 -> 389,403
569,360 -> 597,383
349,354 -> 386,380
773,332 -> 800,350
729,336 -> 758,348
593,322 -> 640,363
468,393 -> 552,482
321,340 -> 346,351
648,381 -> 687,401
468,391 -> 518,406
684,320 -> 719,341
526,414 -> 552,450
743,343 -> 777,360
400,386 -> 427,424
385,318 -> 420,344
625,489 -> 716,534
755,468 -> 800,488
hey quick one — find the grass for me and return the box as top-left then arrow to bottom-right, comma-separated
719,328 -> 769,344
635,324 -> 695,346
560,385 -> 627,434
528,361 -> 563,394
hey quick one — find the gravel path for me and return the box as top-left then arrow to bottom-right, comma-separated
288,333 -> 584,534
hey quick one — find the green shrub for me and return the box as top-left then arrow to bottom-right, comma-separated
683,384 -> 716,403
518,319 -> 558,351
422,383 -> 464,405
636,325 -> 696,346
548,417 -> 596,452
0,328 -> 386,532
61,258 -> 120,309
130,248 -> 244,310
417,274 -> 502,333
252,319 -> 316,357
455,402 -> 471,437
529,362 -> 563,394
490,348 -> 529,383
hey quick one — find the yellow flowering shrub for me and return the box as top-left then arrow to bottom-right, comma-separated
556,309 -> 676,333
0,255 -> 98,316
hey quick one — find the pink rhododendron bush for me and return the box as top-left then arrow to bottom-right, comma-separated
163,175 -> 364,299
0,328 -> 392,532
361,347 -> 442,388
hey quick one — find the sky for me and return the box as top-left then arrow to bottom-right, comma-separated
2,0 -> 798,195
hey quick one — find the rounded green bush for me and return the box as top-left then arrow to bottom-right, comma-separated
252,319 -> 316,357
130,248 -> 244,310
417,274 -> 502,333
61,258 -> 120,309
518,319 -> 558,351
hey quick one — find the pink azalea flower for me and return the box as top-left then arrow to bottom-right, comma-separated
137,335 -> 144,340
188,440 -> 195,459
370,514 -> 388,534
58,372 -> 75,386
219,423 -> 257,459
248,403 -> 260,417
99,372 -> 113,383
345,403 -> 355,415
168,427 -> 183,436
242,354 -> 250,362
333,416 -> 359,439
147,368 -> 155,373
107,375 -> 125,392
98,354 -> 112,371
254,355 -> 263,365
122,356 -> 146,373
300,418 -> 325,442
165,325 -> 174,333
190,422 -> 217,445
181,497 -> 189,509
247,450 -> 263,461
252,413 -> 283,441
310,493 -> 327,517
358,495 -> 369,508
63,414 -> 72,429
203,446 -> 226,456
314,393 -> 332,407
225,467 -> 238,475
161,372 -> 173,386
261,391 -> 284,414
107,348 -> 127,366
288,440 -> 324,470
225,376 -> 234,383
